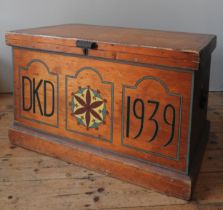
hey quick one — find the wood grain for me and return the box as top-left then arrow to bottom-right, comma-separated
0,93 -> 223,209
4,24 -> 217,202
5,24 -> 217,70
12,47 -> 193,172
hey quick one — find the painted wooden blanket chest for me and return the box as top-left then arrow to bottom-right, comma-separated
6,24 -> 216,200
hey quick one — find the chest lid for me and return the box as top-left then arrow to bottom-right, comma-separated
5,24 -> 216,70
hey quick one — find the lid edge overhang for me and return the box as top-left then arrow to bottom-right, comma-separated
5,31 -> 216,71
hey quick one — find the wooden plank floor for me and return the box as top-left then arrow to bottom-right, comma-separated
0,93 -> 223,210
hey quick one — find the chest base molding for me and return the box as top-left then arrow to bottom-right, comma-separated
8,121 -> 209,200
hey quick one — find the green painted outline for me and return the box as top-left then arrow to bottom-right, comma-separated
14,47 -> 193,174
121,76 -> 183,161
13,120 -> 187,175
65,67 -> 114,143
19,59 -> 59,128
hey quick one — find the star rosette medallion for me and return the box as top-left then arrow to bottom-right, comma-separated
71,86 -> 108,130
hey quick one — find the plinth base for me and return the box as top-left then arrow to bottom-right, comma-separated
8,121 -> 210,200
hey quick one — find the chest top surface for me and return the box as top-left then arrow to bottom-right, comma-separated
6,24 -> 216,70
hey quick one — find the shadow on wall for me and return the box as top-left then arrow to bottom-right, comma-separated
0,56 -> 12,93
210,46 -> 223,91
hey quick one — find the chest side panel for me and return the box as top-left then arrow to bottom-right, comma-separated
13,48 -> 193,172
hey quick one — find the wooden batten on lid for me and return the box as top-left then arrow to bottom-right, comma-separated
5,24 -> 216,70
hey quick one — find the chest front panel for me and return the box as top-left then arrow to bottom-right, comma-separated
13,48 -> 193,172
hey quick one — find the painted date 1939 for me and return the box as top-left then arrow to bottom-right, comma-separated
126,96 -> 176,147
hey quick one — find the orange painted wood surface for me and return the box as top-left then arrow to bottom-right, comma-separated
5,24 -> 217,70
13,48 -> 193,172
5,24 -> 217,200
1,93 -> 223,209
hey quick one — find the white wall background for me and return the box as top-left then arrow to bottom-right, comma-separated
0,0 -> 222,92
